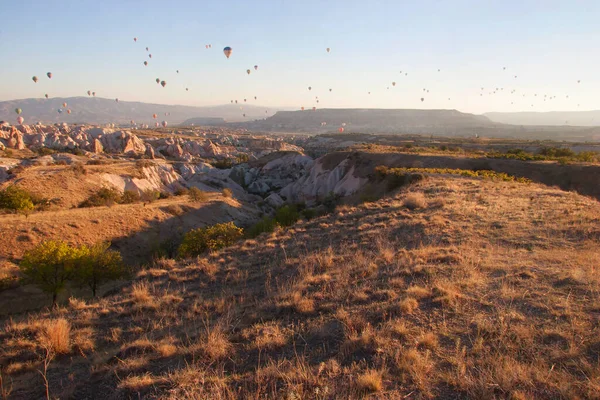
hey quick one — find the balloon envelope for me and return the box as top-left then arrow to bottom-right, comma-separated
87,90 -> 91,96
67,109 -> 71,114
161,81 -> 166,87
32,76 -> 38,83
17,116 -> 24,125
339,127 -> 344,133
15,108 -> 22,114
161,121 -> 168,127
47,72 -> 52,79
223,47 -> 232,58
254,65 -> 258,70
153,114 -> 157,119
45,94 -> 49,99
156,78 -> 160,83
246,69 -> 251,75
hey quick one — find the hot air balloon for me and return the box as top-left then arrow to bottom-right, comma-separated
254,65 -> 258,71
15,108 -> 22,115
116,98 -> 119,102
87,90 -> 91,96
153,114 -> 157,119
246,69 -> 251,75
92,92 -> 96,96
244,99 -> 247,102
243,114 -> 246,117
392,82 -> 396,86
339,127 -> 344,133
223,47 -> 232,58
67,109 -> 72,114
230,100 -> 233,103
186,88 -> 189,91
161,121 -> 168,127
254,96 -> 257,100
161,81 -> 166,87
329,88 -> 332,92
301,107 -> 305,111
205,45 -> 209,49
144,61 -> 148,66
368,92 -> 371,95
148,54 -> 152,58
134,37 -> 137,42
58,108 -> 63,114
145,47 -> 149,51
155,122 -> 160,127
420,98 -> 424,102
176,70 -> 179,74
209,44 -> 212,48
312,107 -> 316,111
578,80 -> 581,84
32,76 -> 38,83
47,72 -> 52,79
17,116 -> 24,125
438,69 -> 440,72
341,123 -> 346,127
235,100 -> 238,104
326,48 -> 330,53
308,86 -> 312,91
62,102 -> 67,108
45,94 -> 49,99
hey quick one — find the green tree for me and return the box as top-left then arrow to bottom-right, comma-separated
0,186 -> 34,212
188,187 -> 209,202
178,222 -> 243,258
275,205 -> 300,227
20,241 -> 81,307
75,243 -> 125,297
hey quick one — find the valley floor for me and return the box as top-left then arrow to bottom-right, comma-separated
1,175 -> 600,399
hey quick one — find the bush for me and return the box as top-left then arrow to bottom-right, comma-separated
0,186 -> 34,212
212,158 -> 234,169
20,240 -> 82,306
178,222 -> 243,258
75,242 -> 126,297
222,188 -> 233,198
174,187 -> 189,196
37,147 -> 56,156
70,163 -> 87,176
189,187 -> 209,202
159,191 -> 172,200
275,205 -> 300,227
301,208 -> 318,220
121,190 -> 141,204
142,189 -> 160,203
79,187 -> 121,207
246,217 -> 279,238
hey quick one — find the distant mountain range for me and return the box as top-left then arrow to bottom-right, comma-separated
484,111 -> 600,126
0,97 -> 281,125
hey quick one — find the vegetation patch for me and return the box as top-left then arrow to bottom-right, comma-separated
178,222 -> 244,258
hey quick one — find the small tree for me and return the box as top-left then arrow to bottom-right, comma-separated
275,205 -> 300,227
75,242 -> 125,297
0,186 -> 34,212
142,189 -> 160,204
20,241 -> 80,307
178,222 -> 243,258
188,187 -> 209,202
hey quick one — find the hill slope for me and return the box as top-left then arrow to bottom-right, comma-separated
0,97 -> 279,125
484,110 -> 600,126
2,175 -> 599,399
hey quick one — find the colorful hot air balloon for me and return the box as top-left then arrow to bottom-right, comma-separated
223,47 -> 232,58
62,102 -> 67,108
153,114 -> 157,119
161,121 -> 168,127
155,122 -> 160,127
15,108 -> 22,115
326,48 -> 331,53
246,69 -> 251,75
145,46 -> 149,51
301,107 -> 305,111
45,94 -> 49,99
134,37 -> 137,42
161,81 -> 166,87
205,45 -> 209,49
67,109 -> 72,114
148,54 -> 152,58
254,65 -> 258,70
87,90 -> 91,96
92,92 -> 96,96
312,107 -> 316,111
32,76 -> 38,83
339,127 -> 344,133
144,61 -> 148,66
47,72 -> 52,79
17,116 -> 24,125
156,78 -> 160,84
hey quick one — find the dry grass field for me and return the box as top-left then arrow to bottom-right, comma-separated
1,175 -> 599,399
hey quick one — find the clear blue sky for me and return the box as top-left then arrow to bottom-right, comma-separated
1,0 -> 599,114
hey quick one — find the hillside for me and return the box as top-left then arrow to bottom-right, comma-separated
1,175 -> 599,399
0,97 -> 279,125
484,110 -> 600,126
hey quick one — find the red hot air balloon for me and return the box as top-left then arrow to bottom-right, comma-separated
339,127 -> 344,133
47,72 -> 52,79
134,37 -> 137,42
67,109 -> 72,114
153,114 -> 157,119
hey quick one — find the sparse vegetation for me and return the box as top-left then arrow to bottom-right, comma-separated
75,242 -> 126,297
188,187 -> 209,202
221,188 -> 233,198
0,185 -> 34,213
121,190 -> 141,204
379,166 -> 532,183
79,187 -> 122,207
178,222 -> 243,258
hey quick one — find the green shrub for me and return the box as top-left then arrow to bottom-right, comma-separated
246,217 -> 279,238
75,242 -> 125,297
121,190 -> 141,204
222,188 -> 233,198
0,186 -> 35,212
178,222 -> 243,258
301,208 -> 318,221
212,158 -> 234,169
275,205 -> 300,227
174,187 -> 189,196
188,187 -> 209,202
79,187 -> 121,207
20,240 -> 82,307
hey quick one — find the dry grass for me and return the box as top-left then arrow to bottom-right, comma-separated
403,192 -> 427,210
2,175 -> 600,399
37,318 -> 71,354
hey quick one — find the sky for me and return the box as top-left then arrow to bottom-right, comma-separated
1,0 -> 600,114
